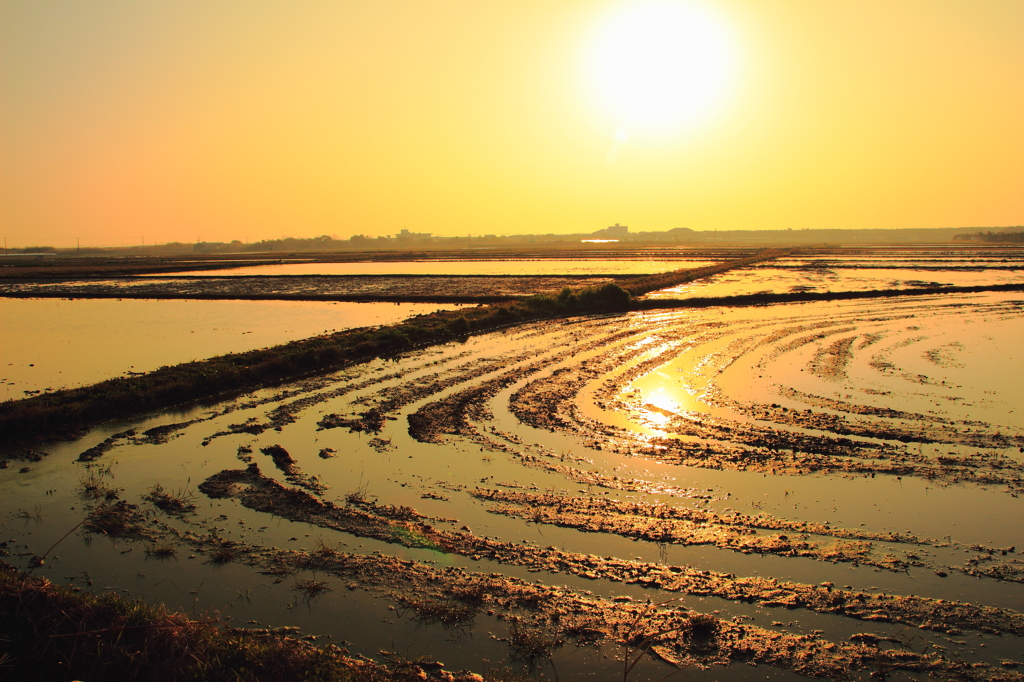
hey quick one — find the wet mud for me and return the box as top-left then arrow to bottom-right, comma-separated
61,462 -> 1024,680
0,274 -> 626,303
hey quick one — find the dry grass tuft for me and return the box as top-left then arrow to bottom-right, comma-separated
84,500 -> 149,538
507,620 -> 563,668
345,481 -> 371,506
682,612 -> 720,650
312,537 -> 344,559
396,595 -> 479,628
144,482 -> 197,514
144,542 -> 177,559
292,577 -> 333,602
208,545 -> 238,565
78,467 -> 121,501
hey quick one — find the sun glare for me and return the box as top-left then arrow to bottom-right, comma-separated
585,0 -> 737,134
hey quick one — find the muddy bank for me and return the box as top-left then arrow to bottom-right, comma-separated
0,560 -> 487,682
0,256 -> 286,279
0,274 -> 627,303
472,488 -> 937,572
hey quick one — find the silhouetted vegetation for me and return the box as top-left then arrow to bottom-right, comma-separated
1,245 -> 60,254
0,560 -> 477,681
952,229 -> 1024,243
7,222 -> 1012,259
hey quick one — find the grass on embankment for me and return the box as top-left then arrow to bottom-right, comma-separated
0,560 -> 437,681
0,250 -> 787,446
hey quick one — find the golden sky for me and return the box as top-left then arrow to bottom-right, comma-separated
2,0 -> 1022,246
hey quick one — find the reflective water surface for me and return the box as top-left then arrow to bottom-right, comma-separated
153,259 -> 719,277
2,259 -> 1023,680
1,299 -> 465,398
645,251 -> 1024,299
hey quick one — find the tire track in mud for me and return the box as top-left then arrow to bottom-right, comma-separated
471,488 -> 936,573
406,317 -> 644,445
174,463 -> 1022,680
381,299 -> 1024,593
483,301 -> 1024,492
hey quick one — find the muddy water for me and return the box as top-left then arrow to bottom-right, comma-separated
153,259 -> 719,277
780,249 -> 1024,268
0,298 -> 465,398
645,250 -> 1024,299
3,287 -> 1024,679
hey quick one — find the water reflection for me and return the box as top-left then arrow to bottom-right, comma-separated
644,252 -> 1024,300
152,259 -> 719,277
0,298 -> 465,398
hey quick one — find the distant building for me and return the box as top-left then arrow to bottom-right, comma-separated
194,241 -> 226,252
587,223 -> 629,240
395,229 -> 432,240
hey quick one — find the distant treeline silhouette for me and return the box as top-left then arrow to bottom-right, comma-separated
952,230 -> 1024,243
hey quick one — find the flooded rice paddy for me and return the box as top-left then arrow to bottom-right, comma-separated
2,255 -> 1024,680
647,253 -> 1024,299
0,299 -> 464,397
0,274 -> 628,301
646,249 -> 1024,300
151,259 -> 720,278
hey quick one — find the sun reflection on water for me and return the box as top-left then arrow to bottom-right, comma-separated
638,385 -> 701,428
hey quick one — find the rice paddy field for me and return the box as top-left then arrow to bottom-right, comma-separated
2,246 -> 1023,681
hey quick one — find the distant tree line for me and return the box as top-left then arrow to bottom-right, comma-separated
12,226 -> 1024,257
2,245 -> 60,254
952,230 -> 1024,243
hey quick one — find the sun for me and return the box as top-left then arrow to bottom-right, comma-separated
584,0 -> 738,135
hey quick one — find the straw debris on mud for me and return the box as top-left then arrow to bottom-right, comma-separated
187,466 -> 1024,643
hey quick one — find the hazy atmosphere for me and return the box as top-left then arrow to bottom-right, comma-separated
3,0 -> 1023,247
